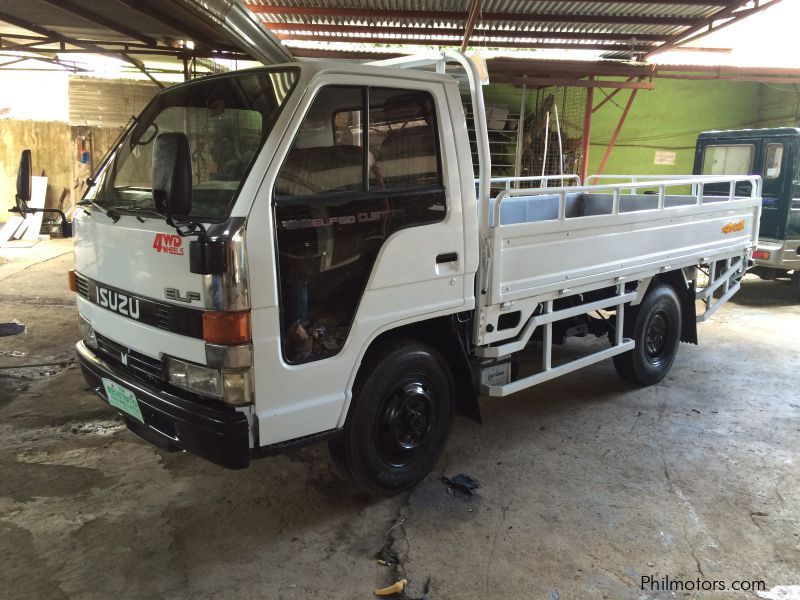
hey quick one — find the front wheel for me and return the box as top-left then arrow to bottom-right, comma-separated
329,340 -> 454,496
613,284 -> 682,386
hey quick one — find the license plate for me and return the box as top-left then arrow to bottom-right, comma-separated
102,378 -> 144,424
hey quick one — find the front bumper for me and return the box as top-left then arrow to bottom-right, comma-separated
76,340 -> 250,469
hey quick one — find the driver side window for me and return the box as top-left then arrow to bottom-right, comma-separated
275,86 -> 365,197
273,84 -> 445,365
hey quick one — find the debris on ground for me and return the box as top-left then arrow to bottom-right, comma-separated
442,474 -> 480,497
0,320 -> 26,337
374,517 -> 432,598
0,350 -> 28,358
373,577 -> 432,599
375,579 -> 407,596
376,518 -> 405,568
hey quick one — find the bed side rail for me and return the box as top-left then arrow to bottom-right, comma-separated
477,174 -> 581,192
489,174 -> 762,228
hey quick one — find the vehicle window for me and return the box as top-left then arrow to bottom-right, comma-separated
274,85 -> 446,364
88,69 -> 298,222
275,87 -> 365,197
114,106 -> 263,191
764,143 -> 784,179
369,88 -> 441,189
701,144 -> 754,175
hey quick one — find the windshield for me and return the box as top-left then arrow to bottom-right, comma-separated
701,144 -> 754,175
85,68 -> 298,222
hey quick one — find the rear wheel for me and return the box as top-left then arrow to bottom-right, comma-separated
329,339 -> 454,496
613,284 -> 682,386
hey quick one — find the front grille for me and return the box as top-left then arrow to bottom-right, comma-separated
94,332 -> 163,383
72,272 -> 204,339
75,273 -> 89,299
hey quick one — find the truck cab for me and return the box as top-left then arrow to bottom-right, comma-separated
693,127 -> 800,296
67,61 -> 478,484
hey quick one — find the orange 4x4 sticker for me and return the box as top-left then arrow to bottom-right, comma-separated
722,220 -> 745,235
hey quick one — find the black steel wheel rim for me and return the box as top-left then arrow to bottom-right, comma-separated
644,309 -> 670,365
375,376 -> 438,468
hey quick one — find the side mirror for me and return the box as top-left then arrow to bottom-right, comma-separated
16,149 -> 32,206
152,132 -> 192,218
9,149 -> 73,238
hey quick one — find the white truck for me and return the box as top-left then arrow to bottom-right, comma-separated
13,52 -> 761,494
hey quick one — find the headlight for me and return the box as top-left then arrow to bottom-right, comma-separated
166,357 -> 222,398
165,356 -> 253,405
79,316 -> 97,348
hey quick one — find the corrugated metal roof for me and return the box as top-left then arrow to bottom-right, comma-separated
246,0 -> 752,60
0,0 -> 782,80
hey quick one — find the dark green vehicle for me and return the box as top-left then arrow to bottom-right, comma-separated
694,127 -> 800,299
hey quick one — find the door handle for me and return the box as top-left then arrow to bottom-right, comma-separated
436,252 -> 458,264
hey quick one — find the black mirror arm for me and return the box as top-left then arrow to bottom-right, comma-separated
164,212 -> 206,239
9,203 -> 72,238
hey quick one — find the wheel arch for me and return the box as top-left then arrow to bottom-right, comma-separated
343,315 -> 481,427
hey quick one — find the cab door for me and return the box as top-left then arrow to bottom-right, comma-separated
758,138 -> 792,240
247,78 -> 469,446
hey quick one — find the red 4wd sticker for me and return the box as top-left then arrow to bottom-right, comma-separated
153,233 -> 184,255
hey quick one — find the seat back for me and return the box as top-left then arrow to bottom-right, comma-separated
276,145 -> 363,196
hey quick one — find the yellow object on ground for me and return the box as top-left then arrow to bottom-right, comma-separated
374,579 -> 407,596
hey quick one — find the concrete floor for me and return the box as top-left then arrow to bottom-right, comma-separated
1,239 -> 798,599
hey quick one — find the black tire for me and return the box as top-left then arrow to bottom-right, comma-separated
328,339 -> 454,496
613,284 -> 682,386
791,271 -> 800,302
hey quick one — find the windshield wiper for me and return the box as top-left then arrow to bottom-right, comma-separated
116,204 -> 163,218
77,199 -> 121,223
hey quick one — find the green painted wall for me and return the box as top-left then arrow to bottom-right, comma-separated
587,78 -> 762,176
755,83 -> 800,128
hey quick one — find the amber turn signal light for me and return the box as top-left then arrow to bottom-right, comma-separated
67,269 -> 78,293
203,311 -> 252,345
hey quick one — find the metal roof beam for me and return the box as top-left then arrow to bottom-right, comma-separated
490,77 -> 655,90
0,33 -> 250,61
248,6 -> 696,26
487,58 -> 656,78
265,24 -> 669,42
0,52 -> 89,71
39,0 -> 158,47
0,36 -> 249,59
55,47 -> 249,59
0,10 -> 163,85
0,39 -> 58,52
280,35 -> 655,51
290,47 -> 405,59
461,0 -> 483,51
